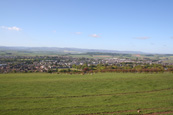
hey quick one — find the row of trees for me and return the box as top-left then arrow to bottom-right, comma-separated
72,63 -> 171,70
62,63 -> 173,74
48,65 -> 173,74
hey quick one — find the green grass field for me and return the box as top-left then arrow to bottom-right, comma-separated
0,73 -> 173,115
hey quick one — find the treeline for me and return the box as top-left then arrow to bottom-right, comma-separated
52,68 -> 173,74
47,63 -> 173,74
87,68 -> 173,73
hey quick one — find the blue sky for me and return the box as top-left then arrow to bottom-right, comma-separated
0,0 -> 173,54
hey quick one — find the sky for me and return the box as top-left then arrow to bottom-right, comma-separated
0,0 -> 173,54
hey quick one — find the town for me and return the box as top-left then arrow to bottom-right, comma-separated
0,55 -> 173,73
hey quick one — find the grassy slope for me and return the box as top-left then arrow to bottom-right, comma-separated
0,73 -> 173,115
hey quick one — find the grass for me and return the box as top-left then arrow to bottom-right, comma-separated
0,73 -> 173,115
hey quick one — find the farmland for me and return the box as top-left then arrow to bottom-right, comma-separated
0,73 -> 173,115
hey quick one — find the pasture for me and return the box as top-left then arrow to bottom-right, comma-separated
0,73 -> 173,115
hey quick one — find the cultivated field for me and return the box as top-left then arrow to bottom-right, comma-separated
0,73 -> 173,115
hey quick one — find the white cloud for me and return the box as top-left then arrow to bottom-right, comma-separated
90,34 -> 100,38
135,36 -> 150,39
1,26 -> 21,31
75,32 -> 82,35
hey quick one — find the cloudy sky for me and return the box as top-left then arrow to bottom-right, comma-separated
0,0 -> 173,54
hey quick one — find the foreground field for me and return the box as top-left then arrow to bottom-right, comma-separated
0,73 -> 173,115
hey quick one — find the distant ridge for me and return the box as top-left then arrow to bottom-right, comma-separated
0,46 -> 145,54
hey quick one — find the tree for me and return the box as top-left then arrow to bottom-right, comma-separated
83,68 -> 89,73
48,69 -> 52,73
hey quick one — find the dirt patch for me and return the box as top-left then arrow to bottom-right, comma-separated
76,108 -> 173,115
93,55 -> 112,58
144,111 -> 173,115
135,54 -> 142,57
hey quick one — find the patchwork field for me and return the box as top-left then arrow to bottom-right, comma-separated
0,73 -> 173,115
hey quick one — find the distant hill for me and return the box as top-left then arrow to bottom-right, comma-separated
0,46 -> 145,54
